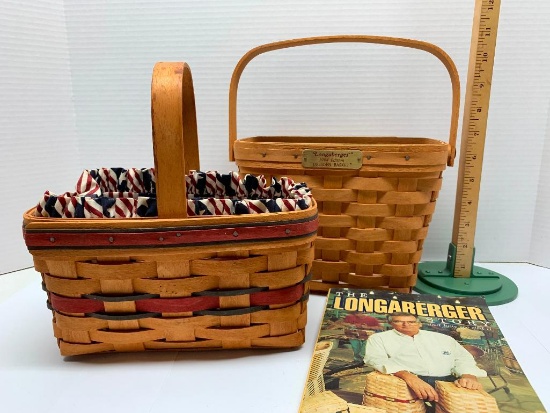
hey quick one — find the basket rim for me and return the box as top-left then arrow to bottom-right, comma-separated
23,201 -> 318,252
23,199 -> 317,230
235,135 -> 449,149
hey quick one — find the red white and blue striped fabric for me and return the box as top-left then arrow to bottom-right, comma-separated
35,169 -> 312,218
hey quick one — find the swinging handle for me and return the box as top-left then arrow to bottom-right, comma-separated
228,35 -> 460,166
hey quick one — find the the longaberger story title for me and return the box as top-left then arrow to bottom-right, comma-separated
332,291 -> 487,321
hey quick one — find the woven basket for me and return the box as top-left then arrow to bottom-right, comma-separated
300,391 -> 349,413
363,372 -> 426,413
22,62 -> 318,356
348,403 -> 387,413
435,381 -> 499,413
229,35 -> 459,292
500,345 -> 523,373
304,341 -> 334,397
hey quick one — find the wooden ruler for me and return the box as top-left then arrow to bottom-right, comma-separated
452,0 -> 501,276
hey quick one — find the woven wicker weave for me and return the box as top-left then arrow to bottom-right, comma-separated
348,403 -> 387,413
363,372 -> 426,413
300,391 -> 349,413
22,62 -> 318,356
229,35 -> 460,292
435,381 -> 499,413
304,341 -> 333,397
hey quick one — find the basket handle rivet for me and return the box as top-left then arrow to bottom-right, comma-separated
285,229 -> 291,234
108,237 -> 114,243
405,155 -> 410,161
49,237 -> 55,243
293,154 -> 299,159
233,231 -> 239,237
176,233 -> 182,237
159,237 -> 164,241
261,152 -> 267,157
366,155 -> 372,160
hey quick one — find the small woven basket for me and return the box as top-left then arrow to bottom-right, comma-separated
300,391 -> 349,413
22,62 -> 318,356
304,341 -> 334,397
435,381 -> 499,413
363,372 -> 426,413
229,35 -> 460,292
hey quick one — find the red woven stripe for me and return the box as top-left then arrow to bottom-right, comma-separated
250,283 -> 304,306
50,294 -> 104,313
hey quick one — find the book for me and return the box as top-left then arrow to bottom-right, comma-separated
299,289 -> 546,413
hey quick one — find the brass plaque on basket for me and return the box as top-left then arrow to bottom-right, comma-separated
302,149 -> 363,170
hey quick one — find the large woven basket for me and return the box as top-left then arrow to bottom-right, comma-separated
229,35 -> 459,292
363,372 -> 426,413
435,381 -> 499,413
348,404 -> 386,413
300,391 -> 349,413
22,62 -> 318,356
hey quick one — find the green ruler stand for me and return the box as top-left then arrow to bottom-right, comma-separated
415,0 -> 518,305
416,244 -> 518,306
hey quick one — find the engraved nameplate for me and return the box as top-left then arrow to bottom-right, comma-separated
302,149 -> 362,170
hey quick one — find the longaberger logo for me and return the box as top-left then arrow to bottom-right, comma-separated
302,149 -> 362,170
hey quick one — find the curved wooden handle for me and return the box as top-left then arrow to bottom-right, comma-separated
228,35 -> 460,166
151,62 -> 200,219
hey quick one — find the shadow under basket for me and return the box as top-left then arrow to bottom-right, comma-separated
22,62 -> 318,356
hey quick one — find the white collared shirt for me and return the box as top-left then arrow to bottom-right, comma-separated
364,329 -> 487,378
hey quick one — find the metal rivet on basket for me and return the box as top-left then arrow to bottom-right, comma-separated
366,155 -> 372,160
176,233 -> 182,237
233,231 -> 239,237
49,237 -> 55,243
108,237 -> 114,243
293,154 -> 299,159
261,152 -> 267,157
159,237 -> 164,241
405,155 -> 410,161
285,229 -> 291,235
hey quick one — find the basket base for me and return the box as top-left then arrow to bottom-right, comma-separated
415,244 -> 518,305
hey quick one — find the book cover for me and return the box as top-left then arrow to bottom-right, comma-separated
299,289 -> 546,413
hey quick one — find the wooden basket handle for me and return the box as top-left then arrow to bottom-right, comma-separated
151,62 -> 200,219
228,35 -> 460,166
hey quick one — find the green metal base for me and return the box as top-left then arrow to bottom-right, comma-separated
414,244 -> 518,306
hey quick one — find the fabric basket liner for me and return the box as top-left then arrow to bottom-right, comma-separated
35,168 -> 311,218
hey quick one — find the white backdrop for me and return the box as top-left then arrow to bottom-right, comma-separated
1,0 -> 549,274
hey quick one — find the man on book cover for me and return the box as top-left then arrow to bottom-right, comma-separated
364,311 -> 487,413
